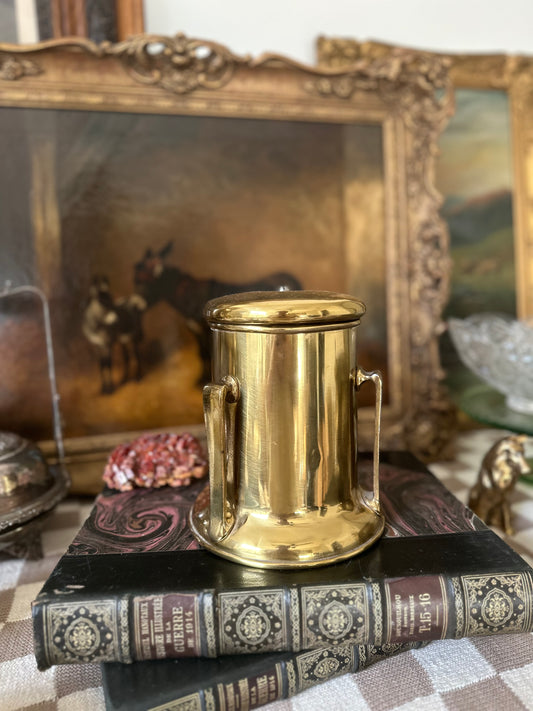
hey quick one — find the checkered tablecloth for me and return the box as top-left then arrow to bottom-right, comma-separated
1,429 -> 533,711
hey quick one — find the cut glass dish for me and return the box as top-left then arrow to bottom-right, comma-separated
448,313 -> 533,415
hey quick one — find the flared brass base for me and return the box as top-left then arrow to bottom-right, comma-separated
189,497 -> 385,569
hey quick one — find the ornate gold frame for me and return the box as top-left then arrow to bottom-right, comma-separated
0,34 -> 453,490
317,36 -> 533,319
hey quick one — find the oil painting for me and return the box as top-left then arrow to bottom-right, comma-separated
435,89 -> 516,386
437,89 -> 516,318
0,107 -> 387,440
0,34 -> 454,473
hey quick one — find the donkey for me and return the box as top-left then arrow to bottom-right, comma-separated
134,242 -> 302,382
82,275 -> 146,394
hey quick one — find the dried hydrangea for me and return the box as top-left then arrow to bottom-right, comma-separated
103,432 -> 207,491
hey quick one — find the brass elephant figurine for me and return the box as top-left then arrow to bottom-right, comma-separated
468,434 -> 530,535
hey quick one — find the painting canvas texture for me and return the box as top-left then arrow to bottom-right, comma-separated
0,107 -> 387,440
436,89 -> 516,385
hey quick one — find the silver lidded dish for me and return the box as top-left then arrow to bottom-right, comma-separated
0,283 -> 69,557
448,313 -> 533,415
0,432 -> 51,497
0,431 -> 68,532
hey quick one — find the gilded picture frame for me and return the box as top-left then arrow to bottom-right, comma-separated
317,36 -> 533,320
0,34 -> 453,491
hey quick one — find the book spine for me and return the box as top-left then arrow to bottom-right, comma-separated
104,642 -> 426,711
196,643 -> 424,711
32,568 -> 533,669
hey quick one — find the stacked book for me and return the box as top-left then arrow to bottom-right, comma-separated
32,452 -> 533,711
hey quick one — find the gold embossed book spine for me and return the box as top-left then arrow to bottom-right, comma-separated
32,453 -> 533,669
101,642 -> 428,711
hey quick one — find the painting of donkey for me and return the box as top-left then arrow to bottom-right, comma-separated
82,275 -> 146,394
134,242 -> 302,382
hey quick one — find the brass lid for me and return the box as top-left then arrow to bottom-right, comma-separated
204,290 -> 366,327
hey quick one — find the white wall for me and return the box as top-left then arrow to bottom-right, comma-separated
145,0 -> 533,63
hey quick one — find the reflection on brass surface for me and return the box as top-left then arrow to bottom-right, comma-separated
468,434 -> 530,535
190,291 -> 385,568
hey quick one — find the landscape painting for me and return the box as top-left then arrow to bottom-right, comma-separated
0,107 -> 388,441
436,89 -> 516,386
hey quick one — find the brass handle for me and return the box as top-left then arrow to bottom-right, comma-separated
353,366 -> 383,513
203,375 -> 240,541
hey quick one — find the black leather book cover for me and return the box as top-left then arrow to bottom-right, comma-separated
32,451 -> 533,669
102,641 -> 428,711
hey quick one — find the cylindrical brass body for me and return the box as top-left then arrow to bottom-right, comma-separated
212,325 -> 357,516
189,291 -> 384,568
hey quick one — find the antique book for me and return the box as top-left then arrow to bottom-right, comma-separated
32,452 -> 533,669
102,641 -> 427,711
